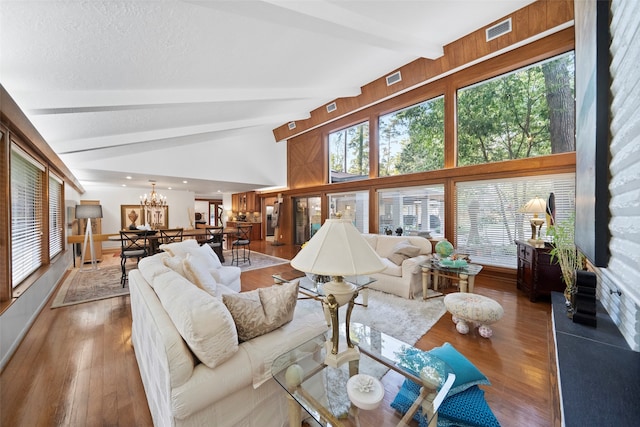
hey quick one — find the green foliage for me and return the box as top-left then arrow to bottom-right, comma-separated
548,213 -> 585,293
329,122 -> 369,177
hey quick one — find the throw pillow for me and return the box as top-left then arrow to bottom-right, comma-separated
396,343 -> 490,397
388,242 -> 421,266
223,280 -> 299,341
152,273 -> 238,369
159,239 -> 200,257
161,254 -> 186,277
428,342 -> 491,396
391,379 -> 499,427
182,253 -> 217,296
190,243 -> 223,269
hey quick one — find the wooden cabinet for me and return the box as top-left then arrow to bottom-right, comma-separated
516,240 -> 564,302
232,191 -> 258,213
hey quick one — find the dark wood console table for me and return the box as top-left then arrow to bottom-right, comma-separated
515,239 -> 564,302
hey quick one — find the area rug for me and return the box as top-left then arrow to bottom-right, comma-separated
220,250 -> 290,272
297,289 -> 446,418
51,265 -> 129,308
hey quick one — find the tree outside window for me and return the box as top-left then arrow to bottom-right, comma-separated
378,96 -> 445,177
457,51 -> 575,166
329,122 -> 369,183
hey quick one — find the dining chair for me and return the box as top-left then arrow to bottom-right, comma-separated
231,225 -> 252,266
201,226 -> 225,262
120,230 -> 149,286
157,228 -> 184,253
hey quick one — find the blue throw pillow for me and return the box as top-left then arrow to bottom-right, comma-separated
428,342 -> 491,396
390,379 -> 500,427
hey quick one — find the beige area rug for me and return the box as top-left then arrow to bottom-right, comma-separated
51,265 -> 129,308
220,250 -> 290,271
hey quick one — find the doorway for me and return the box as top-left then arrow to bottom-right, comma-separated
293,196 -> 321,245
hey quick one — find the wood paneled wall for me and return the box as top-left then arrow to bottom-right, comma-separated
273,0 -> 575,142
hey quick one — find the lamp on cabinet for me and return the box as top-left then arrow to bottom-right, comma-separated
519,196 -> 546,248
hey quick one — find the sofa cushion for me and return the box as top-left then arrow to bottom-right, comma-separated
162,253 -> 187,277
153,269 -> 238,369
182,253 -> 217,296
159,239 -> 200,257
223,280 -> 299,342
381,257 -> 403,277
377,238 -> 409,258
388,241 -> 421,265
209,266 -> 241,289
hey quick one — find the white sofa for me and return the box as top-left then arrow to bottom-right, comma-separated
129,243 -> 328,427
361,234 -> 432,299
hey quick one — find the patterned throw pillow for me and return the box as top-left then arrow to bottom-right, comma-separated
223,280 -> 299,341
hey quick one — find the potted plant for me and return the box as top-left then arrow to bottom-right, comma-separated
548,214 -> 585,313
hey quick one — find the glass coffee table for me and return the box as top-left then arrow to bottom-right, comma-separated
421,259 -> 483,295
272,322 -> 454,427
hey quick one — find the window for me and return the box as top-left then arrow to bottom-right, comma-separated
457,51 -> 575,166
378,185 -> 444,237
329,122 -> 369,183
378,96 -> 445,176
455,173 -> 576,268
327,191 -> 369,233
49,173 -> 63,259
11,145 -> 44,286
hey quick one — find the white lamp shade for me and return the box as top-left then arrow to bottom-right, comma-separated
519,196 -> 546,215
290,219 -> 385,276
75,204 -> 103,219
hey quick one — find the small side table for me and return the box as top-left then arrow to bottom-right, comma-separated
421,260 -> 483,295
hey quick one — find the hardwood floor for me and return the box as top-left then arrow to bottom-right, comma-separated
0,241 -> 560,426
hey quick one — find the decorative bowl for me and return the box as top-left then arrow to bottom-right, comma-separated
346,374 -> 384,410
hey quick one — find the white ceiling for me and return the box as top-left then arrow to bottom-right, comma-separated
0,0 -> 535,197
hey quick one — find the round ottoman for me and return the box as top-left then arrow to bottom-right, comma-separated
443,293 -> 504,338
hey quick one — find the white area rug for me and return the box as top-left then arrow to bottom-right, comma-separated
297,289 -> 446,419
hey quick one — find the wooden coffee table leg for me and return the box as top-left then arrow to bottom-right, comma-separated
459,273 -> 469,293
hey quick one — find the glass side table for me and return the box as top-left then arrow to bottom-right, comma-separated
421,259 -> 483,295
272,322 -> 455,427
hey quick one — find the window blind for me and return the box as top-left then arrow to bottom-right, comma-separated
49,173 -> 63,259
11,146 -> 44,287
455,173 -> 576,268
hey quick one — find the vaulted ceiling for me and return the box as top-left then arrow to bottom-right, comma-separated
1,0 -> 534,197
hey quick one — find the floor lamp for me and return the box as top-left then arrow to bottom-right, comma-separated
76,204 -> 103,271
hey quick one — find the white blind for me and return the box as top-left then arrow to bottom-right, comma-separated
455,173 -> 576,268
49,173 -> 63,258
11,146 -> 44,286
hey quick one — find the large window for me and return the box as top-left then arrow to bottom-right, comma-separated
457,51 -> 575,166
11,145 -> 45,286
455,173 -> 576,268
327,191 -> 369,233
49,173 -> 63,259
378,185 -> 444,237
329,122 -> 369,183
378,96 -> 445,176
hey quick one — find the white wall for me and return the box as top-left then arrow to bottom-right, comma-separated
599,0 -> 640,351
80,185 -> 195,249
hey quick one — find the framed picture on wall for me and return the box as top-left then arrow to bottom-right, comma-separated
145,206 -> 169,230
121,205 -> 144,230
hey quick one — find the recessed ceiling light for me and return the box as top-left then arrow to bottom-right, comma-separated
168,187 -> 172,190
126,176 -> 132,180
122,184 -> 127,187
183,180 -> 188,184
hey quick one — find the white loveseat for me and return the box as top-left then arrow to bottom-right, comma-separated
361,234 -> 432,299
129,243 -> 327,427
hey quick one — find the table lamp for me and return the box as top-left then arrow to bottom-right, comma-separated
76,204 -> 103,270
290,218 -> 385,367
519,196 -> 546,248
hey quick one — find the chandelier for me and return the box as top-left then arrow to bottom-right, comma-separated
140,183 -> 167,209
